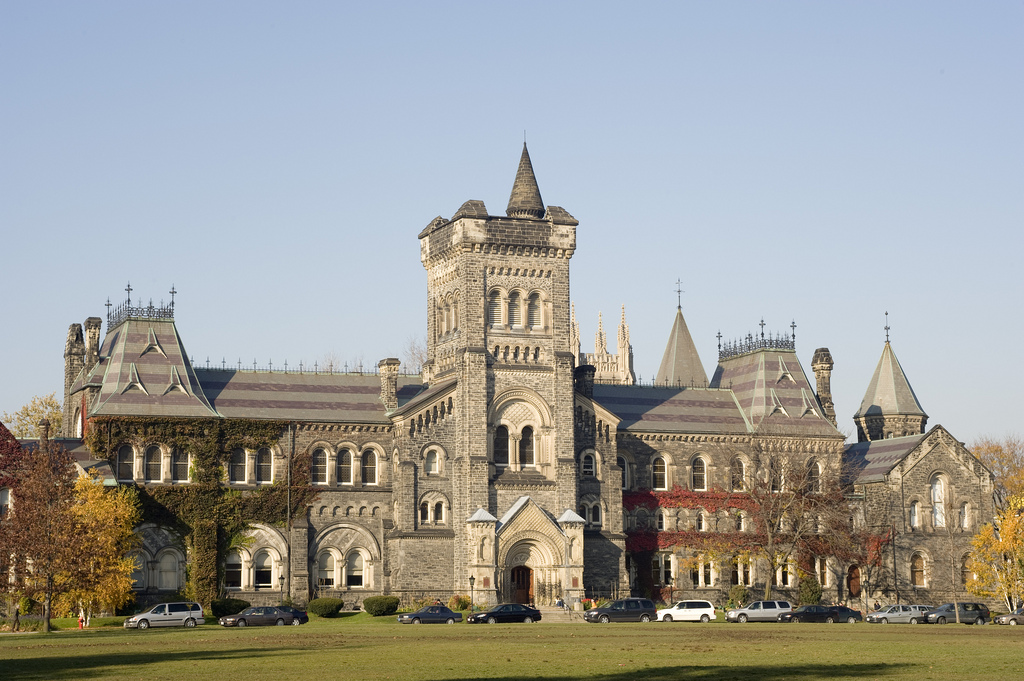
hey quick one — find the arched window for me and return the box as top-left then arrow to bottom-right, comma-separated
361,451 -> 377,485
171,448 -> 188,482
158,553 -> 179,590
346,553 -> 364,587
520,427 -> 534,466
74,407 -> 83,438
311,448 -> 328,484
960,555 -> 973,586
0,487 -> 9,517
434,501 -> 444,523
735,513 -> 745,532
768,460 -> 782,493
318,553 -> 335,587
617,456 -> 629,490
959,502 -> 970,530
117,445 -> 134,480
420,502 -> 429,523
656,512 -> 665,531
731,458 -> 745,491
486,291 -> 502,327
130,552 -> 147,590
425,450 -> 438,475
145,446 -> 161,482
582,453 -> 595,476
451,293 -> 459,332
652,457 -> 667,490
337,449 -> 352,485
229,448 -> 245,483
494,426 -> 509,466
909,501 -> 920,529
527,293 -> 542,328
931,477 -> 945,527
695,513 -> 705,532
806,460 -> 821,493
910,553 -> 925,587
225,550 -> 242,589
591,505 -> 601,526
254,551 -> 273,588
256,448 -> 272,483
691,457 -> 706,491
507,291 -> 522,327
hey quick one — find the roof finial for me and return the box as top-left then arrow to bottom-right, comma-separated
169,284 -> 177,308
790,319 -> 797,341
885,311 -> 890,343
716,330 -> 722,351
675,279 -> 684,310
125,281 -> 132,307
759,318 -> 766,340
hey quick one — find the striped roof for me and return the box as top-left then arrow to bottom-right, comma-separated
854,342 -> 927,418
591,384 -> 750,435
655,307 -> 708,387
844,433 -> 926,484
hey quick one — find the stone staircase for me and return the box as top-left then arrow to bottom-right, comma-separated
537,606 -> 583,624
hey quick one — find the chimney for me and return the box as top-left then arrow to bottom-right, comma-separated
378,358 -> 402,411
37,418 -> 51,450
84,317 -> 103,370
574,365 -> 596,399
811,347 -> 837,426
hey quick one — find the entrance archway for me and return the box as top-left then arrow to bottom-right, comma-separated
847,565 -> 861,598
511,565 -> 533,604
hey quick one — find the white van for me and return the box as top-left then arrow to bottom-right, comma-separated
726,600 -> 792,623
657,600 -> 717,622
124,602 -> 205,629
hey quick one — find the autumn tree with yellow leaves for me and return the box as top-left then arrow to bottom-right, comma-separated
968,495 -> 1024,611
1,393 -> 62,439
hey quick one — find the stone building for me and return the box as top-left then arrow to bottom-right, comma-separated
55,145 -> 994,610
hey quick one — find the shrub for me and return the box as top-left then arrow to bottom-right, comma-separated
210,598 -> 251,618
798,578 -> 822,605
362,596 -> 400,617
727,585 -> 749,609
307,598 -> 345,618
447,594 -> 471,611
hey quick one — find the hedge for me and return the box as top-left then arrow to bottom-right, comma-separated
362,596 -> 400,617
211,598 -> 251,618
307,598 -> 345,618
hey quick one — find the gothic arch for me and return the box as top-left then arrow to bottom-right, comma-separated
312,522 -> 382,561
489,388 -> 553,430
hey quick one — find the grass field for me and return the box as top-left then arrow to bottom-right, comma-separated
2,613 -> 1022,681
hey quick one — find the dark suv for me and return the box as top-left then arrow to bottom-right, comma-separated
923,602 -> 991,625
584,598 -> 658,623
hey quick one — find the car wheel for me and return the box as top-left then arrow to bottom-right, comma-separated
791,617 -> 800,623
1009,619 -> 1018,626
700,614 -> 711,623
412,618 -> 421,624
524,617 -> 534,623
975,618 -> 985,626
937,617 -> 946,625
487,617 -> 497,624
599,615 -> 610,624
880,618 -> 888,624
909,617 -> 918,625
738,614 -> 748,623
237,620 -> 247,627
826,616 -> 835,624
138,620 -> 149,630
291,619 -> 301,626
640,614 -> 652,623
185,618 -> 196,628
663,614 -> 673,622
848,617 -> 857,624
446,618 -> 455,625
276,619 -> 285,626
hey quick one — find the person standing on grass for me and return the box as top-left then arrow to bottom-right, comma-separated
12,606 -> 20,632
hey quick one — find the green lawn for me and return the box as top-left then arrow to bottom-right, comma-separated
2,614 -> 1022,680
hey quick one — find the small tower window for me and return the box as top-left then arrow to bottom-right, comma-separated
425,450 -> 438,475
931,476 -> 946,527
145,446 -> 161,482
652,457 -> 667,490
527,293 -> 542,328
731,458 -> 745,491
434,501 -> 444,523
617,456 -> 629,490
318,553 -> 335,587
337,449 -> 352,485
591,504 -> 601,526
117,445 -> 134,480
582,454 -> 595,476
346,553 -> 364,587
691,457 -> 706,491
255,448 -> 272,483
420,502 -> 429,523
171,448 -> 189,483
520,427 -> 534,466
494,426 -> 509,466
229,448 -> 245,483
507,292 -> 522,327
362,451 -> 377,485
806,460 -> 821,493
487,291 -> 502,328
312,448 -> 328,485
911,553 -> 925,587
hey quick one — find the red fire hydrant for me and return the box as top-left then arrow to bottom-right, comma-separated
78,615 -> 84,630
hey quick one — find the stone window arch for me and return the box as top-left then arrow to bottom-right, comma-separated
144,445 -> 162,482
117,444 -> 134,481
494,426 -> 510,466
909,500 -> 921,529
486,289 -> 503,328
695,511 -> 706,532
656,511 -> 665,531
346,551 -> 366,587
418,491 -> 449,526
228,448 -> 245,484
337,448 -> 353,485
652,457 -> 667,490
930,475 -> 946,528
581,453 -> 596,477
255,448 -> 273,484
959,501 -> 971,530
419,502 -> 429,523
311,448 -> 328,485
910,552 -> 926,587
735,512 -> 746,532
507,290 -> 523,327
73,406 -> 83,438
691,456 -> 707,491
520,426 -> 535,467
156,549 -> 183,591
224,549 -> 243,589
129,550 -> 150,590
171,447 -> 189,483
730,458 -> 746,491
806,459 -> 821,493
0,487 -> 9,518
317,551 -> 337,587
361,449 -> 378,485
527,292 -> 542,329
960,552 -> 974,586
617,455 -> 632,490
424,450 -> 439,475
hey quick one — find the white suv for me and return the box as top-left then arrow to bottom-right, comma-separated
726,600 -> 792,623
657,600 -> 717,622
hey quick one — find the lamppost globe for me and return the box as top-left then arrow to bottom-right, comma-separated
469,575 -> 475,610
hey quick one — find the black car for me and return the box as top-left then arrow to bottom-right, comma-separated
584,598 -> 658,623
466,603 -> 541,624
778,605 -> 862,623
218,606 -> 296,627
277,605 -> 308,625
923,602 -> 991,625
397,605 -> 463,624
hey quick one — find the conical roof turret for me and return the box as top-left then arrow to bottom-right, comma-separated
655,307 -> 708,386
506,143 -> 545,218
854,341 -> 927,418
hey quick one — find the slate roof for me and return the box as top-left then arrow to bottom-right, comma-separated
506,143 -> 545,219
855,342 -> 927,418
655,307 -> 709,387
591,384 -> 750,435
18,438 -> 117,485
844,434 -> 926,484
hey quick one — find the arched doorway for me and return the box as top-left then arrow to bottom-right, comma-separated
511,565 -> 533,604
847,565 -> 861,599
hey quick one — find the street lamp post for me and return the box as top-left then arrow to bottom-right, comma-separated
469,575 -> 475,611
279,575 -> 285,604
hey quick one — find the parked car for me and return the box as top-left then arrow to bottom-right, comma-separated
584,598 -> 658,623
218,606 -> 296,627
994,607 -> 1024,625
397,605 -> 462,624
922,602 -> 990,625
466,603 -> 541,624
124,602 -> 205,629
726,600 -> 792,623
778,605 -> 861,623
657,600 -> 716,623
865,604 -> 934,624
276,605 -> 308,625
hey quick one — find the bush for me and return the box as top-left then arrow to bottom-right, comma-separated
307,598 -> 345,618
727,585 -> 749,609
362,596 -> 400,617
210,598 -> 251,618
798,578 -> 822,605
447,594 -> 471,611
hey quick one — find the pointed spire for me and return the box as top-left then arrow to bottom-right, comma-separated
618,305 -> 629,348
506,142 -> 545,218
595,312 -> 606,353
655,307 -> 708,386
854,341 -> 927,419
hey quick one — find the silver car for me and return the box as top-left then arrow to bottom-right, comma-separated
865,604 -> 934,624
726,600 -> 792,623
124,602 -> 205,629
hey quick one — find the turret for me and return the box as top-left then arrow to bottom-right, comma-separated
811,347 -> 837,426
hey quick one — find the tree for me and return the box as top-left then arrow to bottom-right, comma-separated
968,495 -> 1024,611
403,335 -> 428,374
971,435 -> 1024,503
1,393 -> 62,439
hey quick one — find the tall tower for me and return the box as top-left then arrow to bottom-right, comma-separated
854,340 -> 927,442
811,347 -> 837,426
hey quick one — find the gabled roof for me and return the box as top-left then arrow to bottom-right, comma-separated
655,307 -> 708,387
506,143 -> 545,219
467,508 -> 498,523
854,342 -> 927,418
844,433 -> 925,484
18,438 -> 117,485
591,384 -> 749,435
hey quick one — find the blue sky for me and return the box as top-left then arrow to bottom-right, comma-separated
2,1 -> 1021,443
